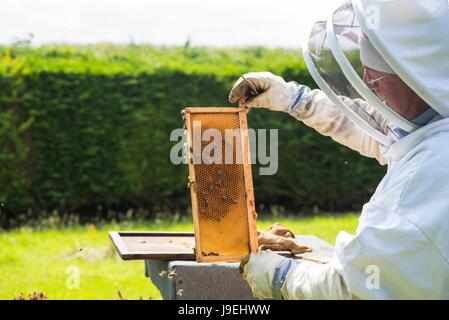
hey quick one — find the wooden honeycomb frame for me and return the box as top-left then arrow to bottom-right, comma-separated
182,107 -> 258,262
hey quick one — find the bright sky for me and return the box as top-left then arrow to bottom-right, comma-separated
0,0 -> 341,47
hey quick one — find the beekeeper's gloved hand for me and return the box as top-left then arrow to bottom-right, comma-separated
241,250 -> 300,300
228,72 -> 311,112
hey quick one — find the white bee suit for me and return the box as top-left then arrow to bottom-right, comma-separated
281,93 -> 449,299
276,0 -> 449,299
288,89 -> 388,166
242,0 -> 449,300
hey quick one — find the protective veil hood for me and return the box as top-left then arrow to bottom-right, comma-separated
353,0 -> 449,117
303,0 -> 449,146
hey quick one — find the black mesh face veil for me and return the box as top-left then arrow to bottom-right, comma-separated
304,14 -> 396,145
327,1 -> 417,133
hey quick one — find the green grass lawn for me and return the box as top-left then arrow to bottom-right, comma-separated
0,213 -> 359,300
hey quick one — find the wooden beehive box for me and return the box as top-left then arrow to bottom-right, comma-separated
182,107 -> 258,262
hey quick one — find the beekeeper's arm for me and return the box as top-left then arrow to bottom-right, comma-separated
229,72 -> 387,165
242,250 -> 352,300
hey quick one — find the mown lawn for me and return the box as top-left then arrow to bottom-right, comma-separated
0,213 -> 359,300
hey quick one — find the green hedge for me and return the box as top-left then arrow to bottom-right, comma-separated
0,44 -> 386,225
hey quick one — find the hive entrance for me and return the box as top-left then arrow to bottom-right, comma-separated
183,107 -> 258,262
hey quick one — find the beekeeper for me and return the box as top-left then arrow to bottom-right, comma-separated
229,0 -> 449,299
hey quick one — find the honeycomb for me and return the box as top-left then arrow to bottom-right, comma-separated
183,107 -> 258,262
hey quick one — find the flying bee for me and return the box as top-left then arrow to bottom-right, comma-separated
158,270 -> 167,278
168,270 -> 177,279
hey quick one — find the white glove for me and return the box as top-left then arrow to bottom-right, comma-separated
228,72 -> 299,112
242,250 -> 289,299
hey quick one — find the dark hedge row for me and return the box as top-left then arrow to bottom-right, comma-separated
0,45 -> 386,226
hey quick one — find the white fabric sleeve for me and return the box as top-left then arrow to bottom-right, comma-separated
288,89 -> 388,166
280,259 -> 353,300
